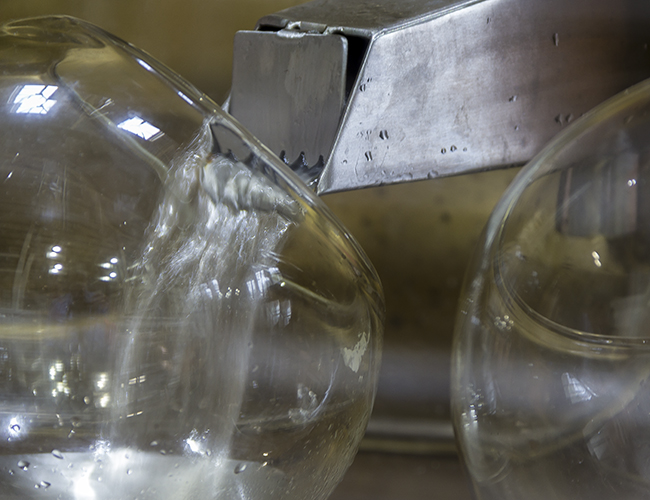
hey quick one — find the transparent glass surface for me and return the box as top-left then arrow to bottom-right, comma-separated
452,79 -> 650,499
0,16 -> 384,499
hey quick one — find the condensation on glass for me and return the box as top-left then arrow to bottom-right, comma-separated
452,79 -> 650,499
0,16 -> 384,499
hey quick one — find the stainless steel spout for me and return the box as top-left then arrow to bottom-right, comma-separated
226,0 -> 650,194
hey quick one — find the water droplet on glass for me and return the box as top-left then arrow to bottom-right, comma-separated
509,95 -> 517,102
463,147 -> 468,152
8,469 -> 14,475
17,460 -> 30,471
553,33 -> 559,46
441,148 -> 447,154
51,450 -> 64,460
150,441 -> 158,447
126,469 -> 132,475
70,417 -> 81,428
234,463 -> 247,474
10,424 -> 20,432
38,481 -> 51,489
450,145 -> 457,152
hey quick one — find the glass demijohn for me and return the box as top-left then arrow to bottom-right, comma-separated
452,79 -> 650,499
0,16 -> 384,500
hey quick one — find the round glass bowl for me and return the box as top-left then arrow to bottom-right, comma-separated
0,16 -> 383,500
452,79 -> 650,499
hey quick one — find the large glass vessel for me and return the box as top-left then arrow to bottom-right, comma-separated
0,16 -> 384,499
452,79 -> 650,499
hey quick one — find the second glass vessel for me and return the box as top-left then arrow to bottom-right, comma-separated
453,79 -> 650,499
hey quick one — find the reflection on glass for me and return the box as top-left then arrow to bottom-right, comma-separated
116,116 -> 162,140
136,58 -> 154,72
12,84 -> 58,114
177,91 -> 194,105
49,263 -> 64,274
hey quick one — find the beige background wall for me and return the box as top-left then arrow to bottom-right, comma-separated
0,1 -> 517,421
2,0 -> 307,103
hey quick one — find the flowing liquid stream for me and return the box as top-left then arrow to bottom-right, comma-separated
0,131 -> 299,498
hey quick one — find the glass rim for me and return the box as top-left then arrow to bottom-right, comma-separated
486,78 -> 650,351
492,244 -> 650,350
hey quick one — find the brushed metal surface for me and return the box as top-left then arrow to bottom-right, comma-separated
319,0 -> 650,193
230,31 -> 347,170
257,0 -> 480,34
228,0 -> 650,194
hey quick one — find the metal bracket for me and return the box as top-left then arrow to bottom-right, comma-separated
227,0 -> 650,194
